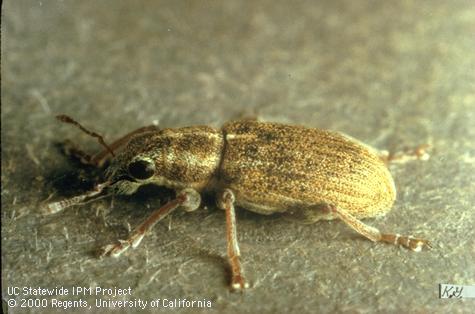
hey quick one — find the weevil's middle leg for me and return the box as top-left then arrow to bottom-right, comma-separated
218,189 -> 249,291
101,188 -> 201,257
325,204 -> 431,252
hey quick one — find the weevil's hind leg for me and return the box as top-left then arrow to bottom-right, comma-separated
100,188 -> 201,257
325,204 -> 431,252
217,189 -> 250,291
379,144 -> 431,165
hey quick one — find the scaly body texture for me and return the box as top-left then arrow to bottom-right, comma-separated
44,116 -> 430,291
220,121 -> 396,220
108,121 -> 395,220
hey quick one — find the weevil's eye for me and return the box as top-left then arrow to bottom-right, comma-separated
127,159 -> 155,180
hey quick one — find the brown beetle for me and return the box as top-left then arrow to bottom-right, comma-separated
43,115 -> 431,291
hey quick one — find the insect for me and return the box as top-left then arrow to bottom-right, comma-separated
43,115 -> 431,291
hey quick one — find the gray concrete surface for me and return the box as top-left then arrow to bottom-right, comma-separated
2,1 -> 474,313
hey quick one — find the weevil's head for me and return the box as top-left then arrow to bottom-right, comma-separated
105,131 -> 165,195
42,126 -> 223,215
104,126 -> 223,195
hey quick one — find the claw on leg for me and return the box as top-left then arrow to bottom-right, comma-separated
230,257 -> 250,290
101,241 -> 131,258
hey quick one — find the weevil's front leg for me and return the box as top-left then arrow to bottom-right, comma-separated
325,204 -> 431,252
217,189 -> 249,291
379,144 -> 431,165
101,188 -> 201,257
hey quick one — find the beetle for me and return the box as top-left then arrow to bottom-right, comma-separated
43,115 -> 431,291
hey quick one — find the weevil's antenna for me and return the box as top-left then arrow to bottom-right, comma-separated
41,181 -> 111,215
56,114 -> 115,157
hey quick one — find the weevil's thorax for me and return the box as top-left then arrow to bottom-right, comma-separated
106,126 -> 224,194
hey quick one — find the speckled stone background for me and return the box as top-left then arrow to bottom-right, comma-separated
2,1 -> 474,313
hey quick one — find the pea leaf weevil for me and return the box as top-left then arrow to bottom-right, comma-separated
42,115 -> 431,291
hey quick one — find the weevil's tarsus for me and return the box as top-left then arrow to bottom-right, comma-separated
100,189 -> 199,258
381,144 -> 431,165
326,204 -> 431,252
218,189 -> 250,291
379,233 -> 431,252
41,181 -> 111,215
56,114 -> 116,158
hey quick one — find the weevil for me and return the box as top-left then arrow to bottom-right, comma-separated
43,115 -> 431,291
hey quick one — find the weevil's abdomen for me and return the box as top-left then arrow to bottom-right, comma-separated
218,121 -> 396,219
